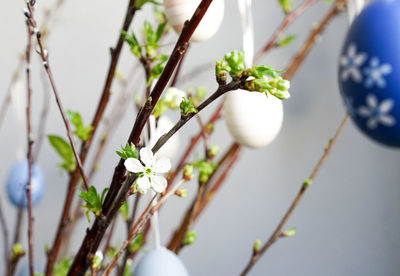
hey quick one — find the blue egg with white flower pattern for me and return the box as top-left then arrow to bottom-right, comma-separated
6,160 -> 45,208
338,0 -> 400,147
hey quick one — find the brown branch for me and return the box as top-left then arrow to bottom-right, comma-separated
170,44 -> 190,87
254,0 -> 317,63
240,115 -> 349,275
24,12 -> 35,276
67,2 -> 216,274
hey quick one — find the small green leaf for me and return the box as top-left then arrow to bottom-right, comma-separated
276,34 -> 297,47
253,239 -> 261,251
303,179 -> 312,187
48,135 -> 76,172
67,110 -> 93,141
180,97 -> 198,117
193,160 -> 217,183
122,30 -> 142,58
129,233 -> 144,253
53,258 -> 71,276
78,186 -> 106,222
282,227 -> 297,237
116,143 -> 138,160
119,200 -> 129,221
135,0 -> 160,9
278,0 -> 293,13
183,230 -> 196,245
224,51 -> 245,78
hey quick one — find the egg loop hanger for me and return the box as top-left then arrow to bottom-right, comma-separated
238,0 -> 254,68
10,77 -> 27,161
347,0 -> 365,24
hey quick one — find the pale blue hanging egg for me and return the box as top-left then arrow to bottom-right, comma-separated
133,247 -> 189,276
6,159 -> 45,208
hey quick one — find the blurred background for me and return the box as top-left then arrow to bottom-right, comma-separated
1,0 -> 400,275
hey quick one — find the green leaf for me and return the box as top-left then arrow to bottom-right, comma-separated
180,97 -> 198,117
53,258 -> 71,276
253,239 -> 261,251
129,233 -> 144,253
122,30 -> 142,58
193,159 -> 217,183
276,34 -> 297,47
78,186 -> 106,222
282,227 -> 297,237
48,135 -> 76,172
224,51 -> 246,78
278,0 -> 293,13
183,230 -> 196,245
156,21 -> 167,42
135,0 -> 160,9
67,110 -> 93,141
119,200 -> 129,221
116,143 -> 138,160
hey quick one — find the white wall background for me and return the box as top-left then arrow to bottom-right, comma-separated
0,0 -> 399,275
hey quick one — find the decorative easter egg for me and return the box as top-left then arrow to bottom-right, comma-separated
338,0 -> 400,147
133,247 -> 189,276
6,160 -> 45,208
148,115 -> 180,159
164,0 -> 224,42
224,90 -> 283,148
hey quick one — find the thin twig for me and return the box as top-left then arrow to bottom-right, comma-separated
7,205 -> 24,276
24,13 -> 35,276
167,142 -> 241,251
103,179 -> 186,276
254,0 -> 317,63
240,114 -> 349,275
283,0 -> 347,80
46,1 -> 139,271
0,197 -> 9,275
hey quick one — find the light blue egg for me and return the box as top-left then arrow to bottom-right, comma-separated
338,0 -> 400,147
6,159 -> 45,208
133,247 -> 189,276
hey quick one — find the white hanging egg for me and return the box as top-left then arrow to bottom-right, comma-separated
164,0 -> 224,42
224,90 -> 283,148
133,247 -> 189,276
148,115 -> 180,159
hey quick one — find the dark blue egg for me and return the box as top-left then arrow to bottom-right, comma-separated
6,160 -> 45,208
338,0 -> 400,147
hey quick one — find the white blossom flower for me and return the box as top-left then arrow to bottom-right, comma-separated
340,43 -> 367,83
124,147 -> 171,194
164,87 -> 186,108
363,57 -> 392,88
357,94 -> 396,129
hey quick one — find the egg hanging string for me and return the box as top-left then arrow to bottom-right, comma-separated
143,114 -> 162,250
347,0 -> 365,23
237,0 -> 254,68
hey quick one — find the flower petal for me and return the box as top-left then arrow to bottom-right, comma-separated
124,158 -> 144,173
350,68 -> 362,82
380,64 -> 392,75
366,94 -> 377,108
379,99 -> 394,113
136,176 -> 151,194
354,53 -> 367,66
151,175 -> 167,193
367,118 -> 378,129
379,115 -> 396,127
153,157 -> 171,173
140,147 -> 154,166
358,106 -> 372,117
